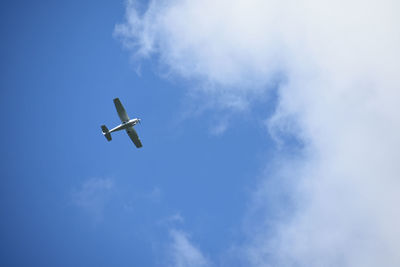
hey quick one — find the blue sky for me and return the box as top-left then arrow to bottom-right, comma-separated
2,0 -> 400,266
0,1 -> 281,266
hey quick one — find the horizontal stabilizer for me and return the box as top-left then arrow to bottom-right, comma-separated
101,125 -> 112,141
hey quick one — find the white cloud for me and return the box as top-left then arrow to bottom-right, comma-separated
117,0 -> 400,266
72,178 -> 115,221
166,213 -> 185,224
144,186 -> 163,202
167,229 -> 211,267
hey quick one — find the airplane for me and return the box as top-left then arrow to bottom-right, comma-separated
101,98 -> 143,148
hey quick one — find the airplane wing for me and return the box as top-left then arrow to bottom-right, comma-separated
113,98 -> 130,123
126,127 -> 143,148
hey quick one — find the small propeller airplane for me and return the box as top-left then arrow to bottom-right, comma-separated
101,98 -> 143,148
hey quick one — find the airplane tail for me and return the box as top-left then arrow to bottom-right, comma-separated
101,125 -> 112,141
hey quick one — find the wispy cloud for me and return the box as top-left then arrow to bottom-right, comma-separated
117,0 -> 400,266
167,229 -> 212,267
72,177 -> 115,221
163,213 -> 185,225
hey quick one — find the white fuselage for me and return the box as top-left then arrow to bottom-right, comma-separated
109,118 -> 140,133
